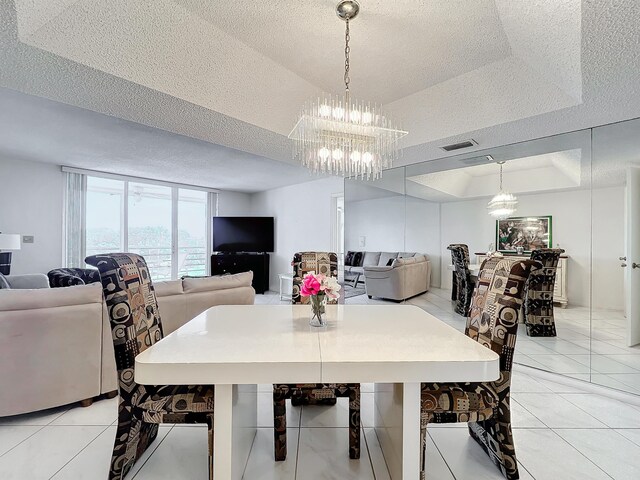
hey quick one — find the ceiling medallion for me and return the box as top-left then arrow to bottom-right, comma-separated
288,0 -> 408,180
487,160 -> 518,219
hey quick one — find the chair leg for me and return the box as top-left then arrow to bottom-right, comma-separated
207,414 -> 214,480
468,415 -> 519,480
109,412 -> 159,480
348,385 -> 360,459
273,389 -> 287,461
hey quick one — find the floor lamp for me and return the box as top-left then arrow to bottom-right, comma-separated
0,233 -> 21,275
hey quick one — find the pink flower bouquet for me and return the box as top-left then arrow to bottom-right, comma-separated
301,272 -> 341,326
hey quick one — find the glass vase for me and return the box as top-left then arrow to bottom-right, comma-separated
309,294 -> 327,327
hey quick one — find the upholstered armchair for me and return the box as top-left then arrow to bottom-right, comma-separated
273,251 -> 360,461
47,267 -> 101,287
85,253 -> 216,480
420,257 -> 540,480
448,244 -> 474,316
524,248 -> 565,337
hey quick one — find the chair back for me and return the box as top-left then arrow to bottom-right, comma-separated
448,244 -> 472,278
291,252 -> 338,305
466,257 -> 540,375
85,253 -> 164,388
528,248 -> 564,293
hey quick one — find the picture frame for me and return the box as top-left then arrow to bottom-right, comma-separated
496,216 -> 552,254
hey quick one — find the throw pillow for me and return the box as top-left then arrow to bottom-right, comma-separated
386,259 -> 394,266
0,273 -> 10,289
353,251 -> 364,266
345,251 -> 355,266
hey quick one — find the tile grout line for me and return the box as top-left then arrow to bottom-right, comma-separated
547,428 -> 615,480
48,424 -> 112,479
0,424 -> 47,459
293,407 -> 302,480
426,429 -> 457,480
0,407 -> 70,460
362,427 -> 381,480
131,424 -> 176,479
370,428 -> 393,480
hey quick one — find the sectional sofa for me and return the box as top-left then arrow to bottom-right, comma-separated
0,272 -> 255,416
344,251 -> 431,301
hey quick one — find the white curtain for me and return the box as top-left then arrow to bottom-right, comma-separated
63,172 -> 86,268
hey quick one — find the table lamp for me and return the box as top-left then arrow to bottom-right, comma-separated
0,233 -> 21,275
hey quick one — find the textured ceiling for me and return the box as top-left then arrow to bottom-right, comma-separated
1,0 -> 640,191
0,88 -> 319,192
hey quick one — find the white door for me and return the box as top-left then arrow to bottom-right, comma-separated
626,166 -> 640,346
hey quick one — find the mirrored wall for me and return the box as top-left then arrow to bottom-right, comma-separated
344,117 -> 640,395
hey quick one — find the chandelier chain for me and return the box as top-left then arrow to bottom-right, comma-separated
344,18 -> 351,100
499,162 -> 503,190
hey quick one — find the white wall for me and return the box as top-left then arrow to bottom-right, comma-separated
0,156 -> 64,274
251,176 -> 344,290
405,196 -> 442,287
345,195 -> 442,286
217,190 -> 253,216
439,187 -> 625,309
345,196 -> 406,252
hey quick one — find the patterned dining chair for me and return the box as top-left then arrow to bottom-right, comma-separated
273,251 -> 360,461
420,257 -> 540,480
85,253 -> 216,480
448,244 -> 475,316
523,248 -> 565,337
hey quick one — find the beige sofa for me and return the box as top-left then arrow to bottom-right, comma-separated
360,252 -> 431,301
0,272 -> 255,417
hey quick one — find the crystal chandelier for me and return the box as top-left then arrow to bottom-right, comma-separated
487,161 -> 518,219
288,0 -> 408,180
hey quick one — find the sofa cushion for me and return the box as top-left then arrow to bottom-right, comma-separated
398,252 -> 416,258
0,273 -> 9,289
345,251 -> 356,266
414,254 -> 427,263
392,257 -> 417,267
0,283 -> 102,311
378,252 -> 398,267
5,274 -> 50,289
183,271 -> 254,294
154,279 -> 184,297
362,252 -> 381,266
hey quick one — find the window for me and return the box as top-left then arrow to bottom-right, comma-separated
82,174 -> 215,280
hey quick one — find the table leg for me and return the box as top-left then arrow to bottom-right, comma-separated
374,383 -> 421,480
213,384 -> 257,479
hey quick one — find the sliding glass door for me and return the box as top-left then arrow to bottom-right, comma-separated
84,175 -> 213,280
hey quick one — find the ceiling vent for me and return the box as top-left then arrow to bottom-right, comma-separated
460,155 -> 494,166
440,139 -> 478,152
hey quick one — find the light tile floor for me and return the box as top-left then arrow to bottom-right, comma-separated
341,286 -> 640,396
2,291 -> 639,479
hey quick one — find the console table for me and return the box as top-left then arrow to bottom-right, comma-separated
476,253 -> 569,307
211,253 -> 270,294
135,304 -> 499,479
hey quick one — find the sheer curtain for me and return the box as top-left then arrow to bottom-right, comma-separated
63,171 -> 86,268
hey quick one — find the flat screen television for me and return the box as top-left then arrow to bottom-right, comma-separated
212,216 -> 274,253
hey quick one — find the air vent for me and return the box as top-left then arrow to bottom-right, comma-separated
440,139 -> 478,152
461,155 -> 494,166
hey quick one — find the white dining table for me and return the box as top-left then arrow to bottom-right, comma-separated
135,304 -> 499,479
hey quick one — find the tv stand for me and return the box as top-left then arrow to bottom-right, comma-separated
211,253 -> 270,294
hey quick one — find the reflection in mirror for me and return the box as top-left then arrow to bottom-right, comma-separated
591,117 -> 640,395
403,129 -> 594,381
343,167 -> 411,303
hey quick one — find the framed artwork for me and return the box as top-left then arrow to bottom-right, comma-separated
496,216 -> 552,253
